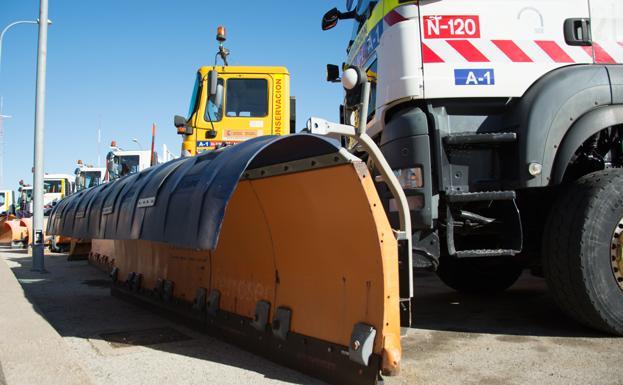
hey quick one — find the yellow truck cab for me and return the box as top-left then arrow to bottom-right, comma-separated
0,190 -> 14,215
176,27 -> 295,155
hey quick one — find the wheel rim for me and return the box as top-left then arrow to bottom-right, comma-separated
610,218 -> 623,291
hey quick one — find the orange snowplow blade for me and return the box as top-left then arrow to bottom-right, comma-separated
89,239 -> 115,270
47,134 -> 403,384
90,163 -> 401,383
0,218 -> 28,248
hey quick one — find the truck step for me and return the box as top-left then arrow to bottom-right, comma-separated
455,249 -> 519,258
443,132 -> 517,147
446,190 -> 516,203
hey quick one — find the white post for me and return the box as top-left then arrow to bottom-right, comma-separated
32,0 -> 49,272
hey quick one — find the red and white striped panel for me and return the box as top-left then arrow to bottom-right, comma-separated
422,39 -> 623,64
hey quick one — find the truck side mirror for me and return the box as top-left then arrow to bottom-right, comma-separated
174,115 -> 194,135
208,70 -> 218,96
326,64 -> 340,82
322,8 -> 356,31
174,115 -> 187,128
322,8 -> 340,30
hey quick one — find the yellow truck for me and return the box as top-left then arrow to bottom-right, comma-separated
0,190 -> 14,215
175,27 -> 295,155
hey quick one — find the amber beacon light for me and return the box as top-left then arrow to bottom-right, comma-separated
216,26 -> 226,42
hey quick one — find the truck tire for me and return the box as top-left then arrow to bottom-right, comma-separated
436,256 -> 523,293
543,169 -> 623,335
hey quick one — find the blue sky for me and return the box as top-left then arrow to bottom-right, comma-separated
0,1 -> 353,191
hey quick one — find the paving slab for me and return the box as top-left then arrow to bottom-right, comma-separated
0,248 -> 94,385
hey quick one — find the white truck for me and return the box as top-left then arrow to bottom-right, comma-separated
74,161 -> 106,191
320,0 -> 623,335
43,174 -> 75,207
105,144 -> 154,182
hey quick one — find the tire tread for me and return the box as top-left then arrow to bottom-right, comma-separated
543,170 -> 623,334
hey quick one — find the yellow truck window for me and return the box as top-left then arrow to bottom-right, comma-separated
226,78 -> 268,117
187,74 -> 201,119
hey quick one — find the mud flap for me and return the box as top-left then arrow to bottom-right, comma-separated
47,134 -> 402,384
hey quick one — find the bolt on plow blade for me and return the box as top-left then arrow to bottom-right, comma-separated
47,134 -> 401,385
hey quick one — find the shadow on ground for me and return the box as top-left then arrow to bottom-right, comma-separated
2,250 -> 323,385
411,271 -> 606,338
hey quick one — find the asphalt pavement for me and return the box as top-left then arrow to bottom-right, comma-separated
0,248 -> 620,385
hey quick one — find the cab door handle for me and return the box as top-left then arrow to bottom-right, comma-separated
564,18 -> 592,46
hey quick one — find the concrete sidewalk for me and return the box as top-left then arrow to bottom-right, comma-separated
0,249 -> 94,385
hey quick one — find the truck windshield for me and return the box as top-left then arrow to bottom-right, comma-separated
350,0 -> 377,39
85,171 -> 101,188
78,171 -> 102,190
117,155 -> 140,177
0,192 -> 5,208
225,78 -> 268,117
44,180 -> 62,194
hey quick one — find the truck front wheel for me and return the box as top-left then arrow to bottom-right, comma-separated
543,169 -> 623,335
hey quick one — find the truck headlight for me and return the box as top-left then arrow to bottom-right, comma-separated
393,167 -> 423,189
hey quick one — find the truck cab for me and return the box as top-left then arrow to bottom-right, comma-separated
75,167 -> 105,191
74,161 -> 106,191
0,190 -> 15,215
176,27 -> 296,156
43,174 -> 75,206
320,0 -> 623,335
105,149 -> 153,182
